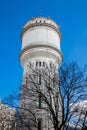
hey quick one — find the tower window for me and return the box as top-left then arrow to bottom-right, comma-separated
43,62 -> 45,66
38,95 -> 42,108
38,119 -> 42,130
39,62 -> 41,67
36,62 -> 38,67
38,74 -> 41,85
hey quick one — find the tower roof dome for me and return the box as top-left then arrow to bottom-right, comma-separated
24,17 -> 58,29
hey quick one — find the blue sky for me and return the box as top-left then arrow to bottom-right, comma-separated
0,0 -> 87,99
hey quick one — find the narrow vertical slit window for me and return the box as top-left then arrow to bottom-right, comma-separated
39,62 -> 41,67
38,95 -> 42,108
43,62 -> 45,67
38,74 -> 41,85
36,62 -> 38,67
38,119 -> 42,130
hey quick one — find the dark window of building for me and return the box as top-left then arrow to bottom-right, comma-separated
36,62 -> 38,67
38,95 -> 42,108
43,62 -> 45,66
38,74 -> 41,85
38,119 -> 42,130
39,62 -> 41,67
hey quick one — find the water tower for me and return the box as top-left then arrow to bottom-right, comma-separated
19,17 -> 63,130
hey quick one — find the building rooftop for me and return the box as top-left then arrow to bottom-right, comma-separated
23,17 -> 59,29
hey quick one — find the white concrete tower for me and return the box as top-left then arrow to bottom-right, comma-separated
19,17 -> 63,130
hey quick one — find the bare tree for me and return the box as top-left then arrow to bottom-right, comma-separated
59,62 -> 87,130
3,62 -> 87,130
71,100 -> 87,130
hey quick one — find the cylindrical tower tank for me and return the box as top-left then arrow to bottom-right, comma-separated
20,17 -> 62,72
